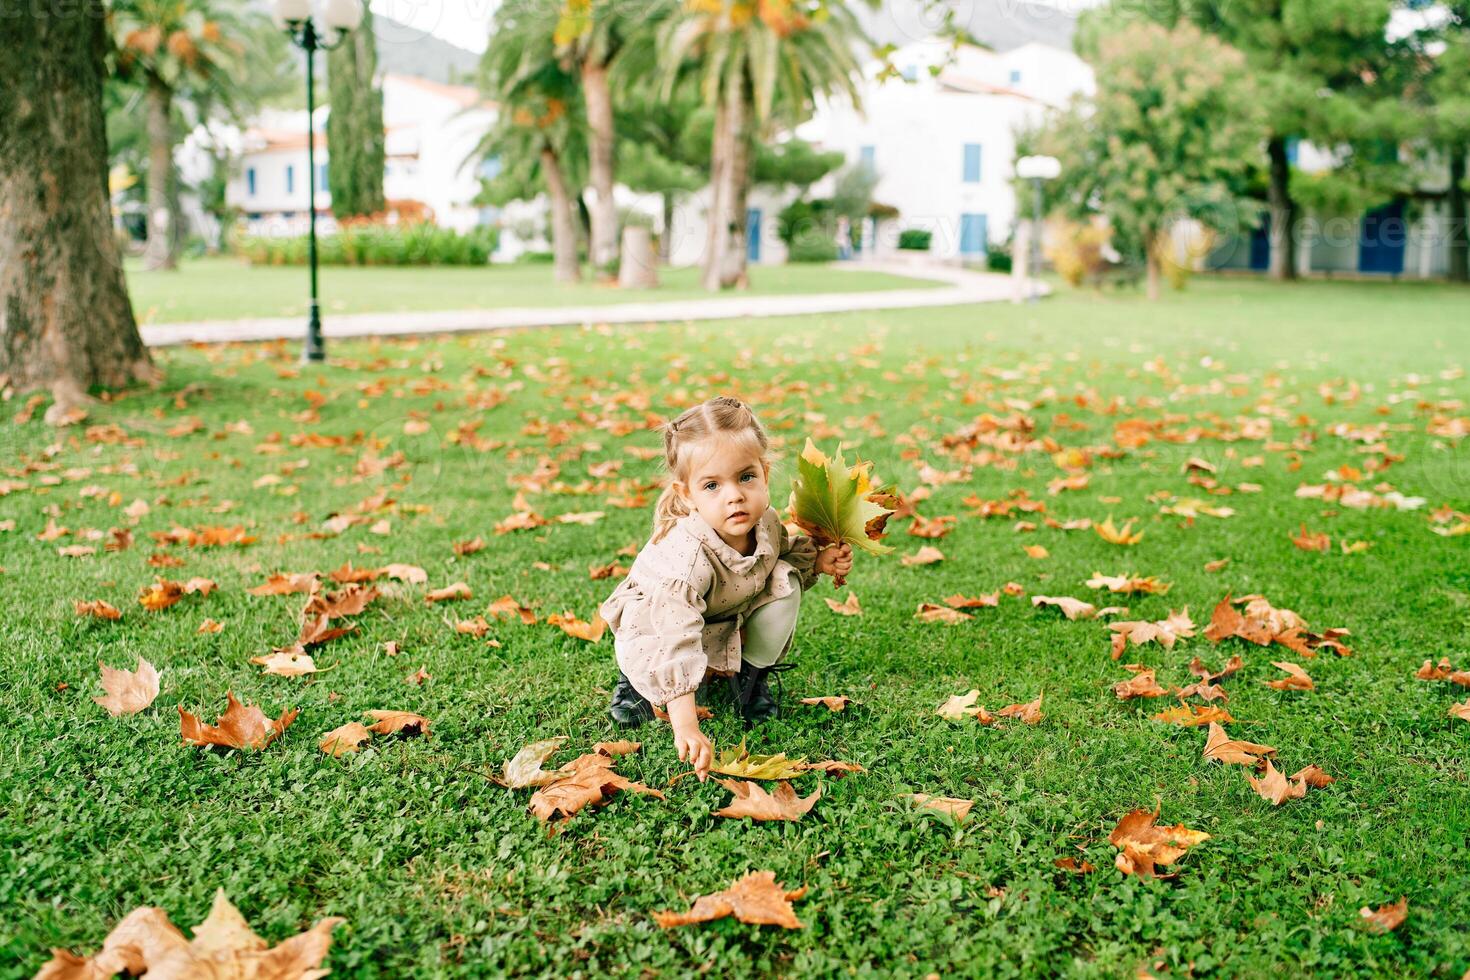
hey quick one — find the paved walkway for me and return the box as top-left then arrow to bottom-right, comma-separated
138,262 -> 1046,347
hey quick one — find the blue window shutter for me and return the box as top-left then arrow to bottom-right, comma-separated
963,144 -> 982,183
1009,69 -> 1022,84
246,168 -> 256,196
286,164 -> 294,194
318,163 -> 328,192
860,145 -> 876,171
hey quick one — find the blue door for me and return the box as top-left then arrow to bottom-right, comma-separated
746,208 -> 762,263
959,213 -> 988,258
1359,201 -> 1406,275
1249,215 -> 1270,271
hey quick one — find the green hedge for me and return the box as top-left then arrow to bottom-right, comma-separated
897,228 -> 932,251
787,238 -> 840,263
239,223 -> 498,266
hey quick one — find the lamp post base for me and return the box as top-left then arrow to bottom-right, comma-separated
302,301 -> 326,363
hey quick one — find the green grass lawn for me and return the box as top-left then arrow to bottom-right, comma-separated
4,276 -> 1469,977
122,256 -> 940,324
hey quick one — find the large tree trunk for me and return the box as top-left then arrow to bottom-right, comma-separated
143,74 -> 178,271
703,70 -> 746,292
0,0 -> 154,422
582,59 -> 618,275
540,146 -> 581,284
720,121 -> 752,290
1267,136 -> 1297,281
1448,143 -> 1468,284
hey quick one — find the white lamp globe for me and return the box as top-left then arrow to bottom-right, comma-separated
1016,155 -> 1062,181
273,0 -> 311,23
322,0 -> 363,32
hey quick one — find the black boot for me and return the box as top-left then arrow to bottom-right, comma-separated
608,671 -> 654,728
729,661 -> 795,726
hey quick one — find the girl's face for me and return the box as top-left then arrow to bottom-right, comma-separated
674,437 -> 771,549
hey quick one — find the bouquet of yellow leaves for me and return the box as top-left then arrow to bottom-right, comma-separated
787,439 -> 897,587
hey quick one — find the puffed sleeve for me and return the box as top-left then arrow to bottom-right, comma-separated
778,521 -> 821,592
618,578 -> 709,707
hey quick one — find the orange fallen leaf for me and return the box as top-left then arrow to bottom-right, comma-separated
502,737 -> 570,788
1450,699 -> 1470,722
997,691 -> 1043,724
1359,897 -> 1408,933
247,572 -> 320,596
594,740 -> 641,756
936,689 -> 993,723
1054,856 -> 1096,874
905,793 -> 974,822
364,710 -> 430,737
75,599 -> 122,620
714,779 -> 822,821
1201,722 -> 1276,767
799,695 -> 852,712
32,889 -> 343,979
455,616 -> 491,637
653,871 -> 807,930
901,546 -> 945,566
548,612 -> 607,642
1108,805 -> 1209,879
320,721 -> 372,757
303,584 -> 379,619
1153,704 -> 1234,727
943,591 -> 999,609
179,692 -> 297,751
528,751 -> 664,824
1095,515 -> 1144,545
1109,609 -> 1196,658
405,666 -> 431,686
425,582 -> 472,603
1291,523 -> 1330,552
1086,572 -> 1171,595
250,651 -> 320,676
1203,557 -> 1230,573
93,657 -> 160,716
1032,595 -> 1127,620
824,591 -> 863,615
800,759 -> 865,777
487,594 -> 537,624
1023,544 -> 1049,559
1247,759 -> 1307,805
915,602 -> 972,624
1266,661 -> 1314,691
197,618 -> 224,634
1113,666 -> 1169,700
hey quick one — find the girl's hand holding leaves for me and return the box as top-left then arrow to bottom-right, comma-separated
788,439 -> 896,587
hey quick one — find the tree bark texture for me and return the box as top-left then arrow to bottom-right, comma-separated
540,146 -> 582,283
0,0 -> 154,420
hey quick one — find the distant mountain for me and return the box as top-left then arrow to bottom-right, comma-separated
373,15 -> 481,85
855,0 -> 1080,53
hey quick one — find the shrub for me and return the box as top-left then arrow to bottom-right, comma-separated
986,243 -> 1012,273
1044,219 -> 1111,287
788,238 -> 839,263
897,228 -> 932,251
515,251 -> 555,264
237,224 -> 498,267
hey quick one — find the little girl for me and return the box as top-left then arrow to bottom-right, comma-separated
598,396 -> 853,780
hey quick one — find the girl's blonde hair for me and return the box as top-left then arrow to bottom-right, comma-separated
650,395 -> 772,544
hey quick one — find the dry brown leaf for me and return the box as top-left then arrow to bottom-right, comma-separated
303,584 -> 379,619
1053,856 -> 1096,874
93,658 -> 160,716
1203,557 -> 1230,573
528,751 -> 664,823
503,737 -> 570,788
1291,524 -> 1331,552
714,779 -> 822,821
297,614 -> 355,648
364,710 -> 430,737
547,611 -> 607,642
455,616 -> 491,637
179,693 -> 297,751
901,546 -> 945,566
915,602 -> 972,624
594,740 -> 641,756
1108,806 -> 1210,879
425,582 -> 472,603
1201,722 -> 1276,767
247,572 -> 320,596
943,591 -> 1000,609
1248,759 -> 1308,805
997,691 -> 1043,724
487,594 -> 537,624
197,618 -> 224,634
75,600 -> 122,620
1109,609 -> 1197,658
382,563 -> 428,584
799,695 -> 853,712
1188,654 -> 1243,684
319,722 -> 372,757
800,759 -> 865,777
405,666 -> 432,686
1086,572 -> 1171,595
905,793 -> 974,822
1449,699 -> 1470,722
32,888 -> 343,980
1359,897 -> 1408,933
250,651 -> 320,677
1113,666 -> 1169,700
936,689 -> 993,723
652,871 -> 807,930
1153,704 -> 1234,727
1023,544 -> 1049,559
1267,661 -> 1315,691
1032,595 -> 1126,620
824,591 -> 863,615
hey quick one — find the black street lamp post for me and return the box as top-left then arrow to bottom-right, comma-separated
273,0 -> 362,362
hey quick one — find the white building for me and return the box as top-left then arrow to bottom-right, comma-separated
226,73 -> 497,237
803,39 -> 1093,263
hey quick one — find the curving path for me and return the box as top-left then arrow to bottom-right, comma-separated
138,262 -> 1048,348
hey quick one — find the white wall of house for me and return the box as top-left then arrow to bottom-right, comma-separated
796,39 -> 1094,263
226,74 -> 494,237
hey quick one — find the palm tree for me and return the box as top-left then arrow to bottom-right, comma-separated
108,0 -> 250,270
659,0 -> 869,290
478,21 -> 589,283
